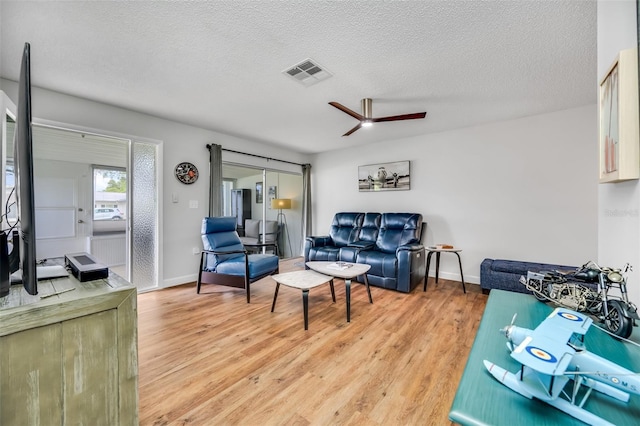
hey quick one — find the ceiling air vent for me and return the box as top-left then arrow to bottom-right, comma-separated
283,58 -> 332,86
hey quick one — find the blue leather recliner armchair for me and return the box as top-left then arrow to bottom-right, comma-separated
197,216 -> 279,302
304,212 -> 426,293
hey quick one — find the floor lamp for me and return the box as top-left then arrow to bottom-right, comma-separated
271,198 -> 292,258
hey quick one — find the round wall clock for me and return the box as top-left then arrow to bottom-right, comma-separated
175,162 -> 199,184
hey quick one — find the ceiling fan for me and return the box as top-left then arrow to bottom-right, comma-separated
328,98 -> 427,136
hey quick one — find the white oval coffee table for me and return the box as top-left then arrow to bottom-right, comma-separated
306,261 -> 372,323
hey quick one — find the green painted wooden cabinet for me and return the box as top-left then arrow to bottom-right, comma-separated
0,273 -> 138,425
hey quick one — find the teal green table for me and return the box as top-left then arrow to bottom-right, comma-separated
449,289 -> 640,425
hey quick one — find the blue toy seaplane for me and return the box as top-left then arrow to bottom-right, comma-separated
484,307 -> 640,426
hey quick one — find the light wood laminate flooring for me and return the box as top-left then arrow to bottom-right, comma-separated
138,257 -> 488,425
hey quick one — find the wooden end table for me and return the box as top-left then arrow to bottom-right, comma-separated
424,247 -> 466,293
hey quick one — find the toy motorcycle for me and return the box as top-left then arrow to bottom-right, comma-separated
520,261 -> 639,338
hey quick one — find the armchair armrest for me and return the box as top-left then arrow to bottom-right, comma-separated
396,244 -> 426,292
305,235 -> 332,248
396,243 -> 425,254
244,242 -> 279,253
200,248 -> 249,272
257,232 -> 278,244
202,248 -> 247,255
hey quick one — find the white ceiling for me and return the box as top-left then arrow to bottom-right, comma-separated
0,1 -> 597,155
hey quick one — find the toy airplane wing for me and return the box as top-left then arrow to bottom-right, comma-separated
535,307 -> 593,339
509,308 -> 589,376
511,334 -> 574,376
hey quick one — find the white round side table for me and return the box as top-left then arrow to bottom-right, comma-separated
424,247 -> 466,293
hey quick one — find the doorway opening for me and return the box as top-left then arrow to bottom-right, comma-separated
3,111 -> 160,289
91,166 -> 127,277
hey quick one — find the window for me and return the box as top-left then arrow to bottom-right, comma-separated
93,167 -> 127,234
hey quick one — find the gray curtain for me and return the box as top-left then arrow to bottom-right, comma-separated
301,163 -> 312,251
207,143 -> 223,217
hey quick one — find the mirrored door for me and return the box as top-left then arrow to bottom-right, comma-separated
265,170 -> 303,258
222,163 -> 303,258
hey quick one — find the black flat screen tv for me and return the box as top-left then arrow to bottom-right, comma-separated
13,42 -> 37,295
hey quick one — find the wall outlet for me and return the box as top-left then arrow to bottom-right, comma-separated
189,200 -> 198,209
192,247 -> 200,255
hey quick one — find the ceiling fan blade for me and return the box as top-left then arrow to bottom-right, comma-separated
329,102 -> 364,120
342,122 -> 362,137
372,112 -> 427,123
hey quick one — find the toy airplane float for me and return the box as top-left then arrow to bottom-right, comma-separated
484,307 -> 640,426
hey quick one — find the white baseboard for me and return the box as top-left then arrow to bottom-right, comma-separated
163,274 -> 198,289
427,271 -> 480,285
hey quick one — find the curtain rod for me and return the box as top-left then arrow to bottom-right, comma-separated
206,144 -> 306,167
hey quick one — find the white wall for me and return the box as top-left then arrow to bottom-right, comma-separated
597,1 -> 640,306
0,6 -> 3,92
311,105 -> 598,285
1,79 -> 310,287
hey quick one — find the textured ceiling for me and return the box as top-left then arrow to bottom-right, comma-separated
0,1 -> 597,154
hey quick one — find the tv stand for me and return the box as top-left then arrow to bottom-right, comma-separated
0,266 -> 138,424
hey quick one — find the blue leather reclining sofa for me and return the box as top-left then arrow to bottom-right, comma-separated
304,212 -> 426,293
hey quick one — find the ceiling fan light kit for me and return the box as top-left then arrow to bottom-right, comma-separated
362,98 -> 373,119
329,98 -> 426,136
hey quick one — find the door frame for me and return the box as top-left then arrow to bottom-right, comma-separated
33,118 -> 163,289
